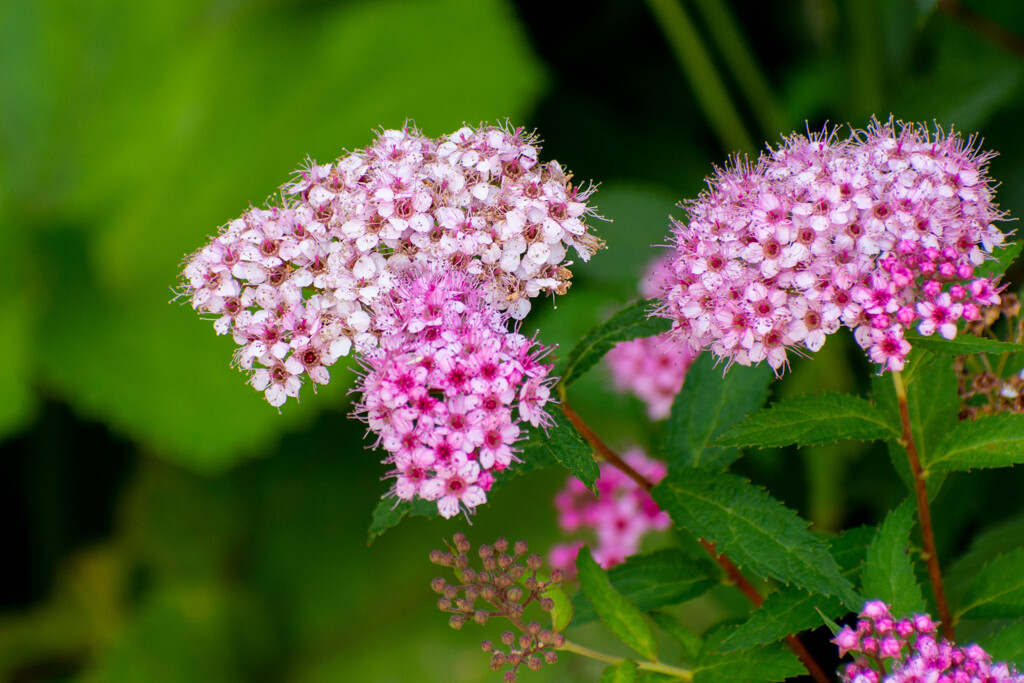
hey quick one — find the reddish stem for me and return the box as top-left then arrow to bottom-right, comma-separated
891,371 -> 955,641
561,402 -> 832,683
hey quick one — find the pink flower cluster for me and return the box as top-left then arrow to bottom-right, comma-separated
606,255 -> 696,419
836,601 -> 1023,682
181,123 -> 601,406
548,448 -> 670,574
661,118 -> 1009,373
354,267 -> 556,518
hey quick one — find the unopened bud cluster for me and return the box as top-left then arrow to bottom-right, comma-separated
836,601 -> 1024,682
956,293 -> 1024,418
430,533 -> 565,681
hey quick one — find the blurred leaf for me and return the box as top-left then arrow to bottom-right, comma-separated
600,659 -> 639,683
576,546 -> 658,661
957,549 -> 1024,619
928,414 -> 1024,472
719,526 -> 873,652
15,0 -> 545,469
717,393 -> 898,449
979,621 -> 1024,666
649,611 -> 702,661
559,298 -> 670,387
693,642 -> 803,683
652,469 -> 860,606
947,514 -> 1024,608
905,333 -> 1024,355
572,549 -> 718,626
543,578 -> 574,633
543,407 -> 600,489
871,351 -> 957,498
665,353 -> 772,470
366,414 -> 565,542
861,499 -> 926,618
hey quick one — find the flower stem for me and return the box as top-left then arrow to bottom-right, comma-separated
561,402 -> 832,683
558,639 -> 694,680
891,370 -> 955,640
644,0 -> 756,154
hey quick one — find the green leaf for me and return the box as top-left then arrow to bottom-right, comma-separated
693,643 -> 803,683
716,393 -> 899,449
572,550 -> 718,625
543,579 -> 574,633
543,408 -> 600,489
861,499 -> 926,618
649,611 -> 702,661
719,526 -> 873,652
928,414 -> 1024,473
560,299 -> 671,388
974,240 -> 1022,281
576,547 -> 659,661
666,352 -> 772,470
979,621 -> 1024,666
905,333 -> 1024,356
651,469 -> 860,606
600,659 -> 639,683
947,515 -> 1024,608
957,549 -> 1024,619
870,351 -> 957,498
367,416 -> 564,542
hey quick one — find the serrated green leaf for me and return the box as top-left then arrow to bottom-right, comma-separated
947,515 -> 1024,608
666,352 -> 772,470
905,333 -> 1024,355
600,659 -> 639,683
367,417 -> 563,542
958,549 -> 1024,619
720,526 -> 872,652
649,611 -> 702,661
979,621 -> 1024,666
576,547 -> 658,661
572,550 -> 718,625
927,414 -> 1024,472
694,643 -> 803,683
871,351 -> 957,498
560,299 -> 671,387
862,499 -> 926,617
651,469 -> 860,606
545,408 -> 601,488
716,393 -> 899,448
975,240 -> 1022,281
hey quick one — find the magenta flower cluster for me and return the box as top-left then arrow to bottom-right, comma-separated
181,123 -> 600,406
836,601 -> 1023,683
354,267 -> 555,518
606,255 -> 696,419
548,448 -> 670,574
660,119 -> 1008,373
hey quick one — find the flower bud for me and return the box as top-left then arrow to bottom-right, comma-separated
481,640 -> 493,653
494,537 -> 509,554
501,631 -> 515,646
514,540 -> 529,555
449,614 -> 465,630
431,577 -> 446,593
453,532 -> 470,553
527,554 -> 542,570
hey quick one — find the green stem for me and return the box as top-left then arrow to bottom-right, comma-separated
891,370 -> 955,640
689,0 -> 786,138
558,639 -> 694,680
645,0 -> 756,154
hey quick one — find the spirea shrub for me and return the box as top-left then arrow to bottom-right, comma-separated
181,118 -> 1024,682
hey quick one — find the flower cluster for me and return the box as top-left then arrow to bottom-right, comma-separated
661,118 -> 1010,373
354,267 -> 555,518
181,123 -> 601,405
430,533 -> 565,683
836,601 -> 1024,683
548,448 -> 670,574
605,255 -> 695,419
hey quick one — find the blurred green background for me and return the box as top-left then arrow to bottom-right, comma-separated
4,0 -> 1024,680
